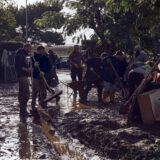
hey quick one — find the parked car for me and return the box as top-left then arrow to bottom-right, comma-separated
56,56 -> 70,69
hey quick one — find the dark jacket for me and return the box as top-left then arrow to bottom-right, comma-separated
85,57 -> 102,81
101,56 -> 127,84
49,53 -> 59,67
15,48 -> 30,78
32,53 -> 51,79
118,59 -> 128,77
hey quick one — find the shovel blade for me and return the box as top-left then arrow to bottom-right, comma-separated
43,90 -> 63,103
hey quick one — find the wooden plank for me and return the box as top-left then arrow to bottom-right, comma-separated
137,91 -> 155,124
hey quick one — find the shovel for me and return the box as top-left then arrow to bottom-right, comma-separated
108,61 -> 127,98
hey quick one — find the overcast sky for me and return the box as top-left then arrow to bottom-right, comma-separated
13,0 -> 94,45
14,0 -> 43,8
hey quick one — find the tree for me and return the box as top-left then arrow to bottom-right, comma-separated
35,0 -> 65,29
106,0 -> 160,55
34,0 -> 66,45
0,1 -> 17,41
9,1 -> 65,44
65,0 -> 112,52
40,31 -> 65,45
0,0 -> 11,8
65,0 -> 160,55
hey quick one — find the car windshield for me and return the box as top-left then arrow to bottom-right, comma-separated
60,57 -> 68,61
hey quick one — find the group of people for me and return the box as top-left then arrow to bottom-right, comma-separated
15,43 -> 159,122
68,46 -> 128,103
68,45 -> 159,105
68,44 -> 160,123
15,44 -> 59,117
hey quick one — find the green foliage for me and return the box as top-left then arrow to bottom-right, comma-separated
9,1 -> 65,44
0,0 -> 11,8
46,45 -> 72,56
82,36 -> 103,57
35,0 -> 66,30
0,8 -> 16,41
35,12 -> 65,29
105,0 -> 160,55
41,31 -> 65,45
65,0 -> 112,52
65,0 -> 160,57
11,35 -> 24,42
44,0 -> 64,10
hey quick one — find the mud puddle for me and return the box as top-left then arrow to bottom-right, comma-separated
0,70 -> 105,160
1,70 -> 160,160
52,70 -> 160,159
0,84 -> 59,160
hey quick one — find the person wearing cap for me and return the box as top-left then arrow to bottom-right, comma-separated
100,52 -> 108,60
101,50 -> 127,103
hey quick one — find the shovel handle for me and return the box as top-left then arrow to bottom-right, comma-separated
109,61 -> 127,98
32,56 -> 52,93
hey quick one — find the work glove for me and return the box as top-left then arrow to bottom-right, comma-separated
40,71 -> 44,76
34,62 -> 39,67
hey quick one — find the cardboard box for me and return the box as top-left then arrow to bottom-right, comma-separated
137,89 -> 160,124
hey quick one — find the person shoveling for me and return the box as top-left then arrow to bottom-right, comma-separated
31,46 -> 62,115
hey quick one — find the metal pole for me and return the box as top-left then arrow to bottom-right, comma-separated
25,0 -> 28,42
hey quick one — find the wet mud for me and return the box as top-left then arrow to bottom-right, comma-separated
60,109 -> 160,159
1,70 -> 160,160
0,84 -> 60,160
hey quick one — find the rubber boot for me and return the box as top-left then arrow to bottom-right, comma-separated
110,91 -> 115,103
102,90 -> 108,103
153,71 -> 157,81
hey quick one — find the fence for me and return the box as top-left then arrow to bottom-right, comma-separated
0,42 -> 23,83
1,49 -> 17,83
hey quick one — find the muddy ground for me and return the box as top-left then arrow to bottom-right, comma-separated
0,70 -> 160,160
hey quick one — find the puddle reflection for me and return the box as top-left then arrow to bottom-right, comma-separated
18,116 -> 31,159
54,70 -> 100,114
38,107 -> 83,160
